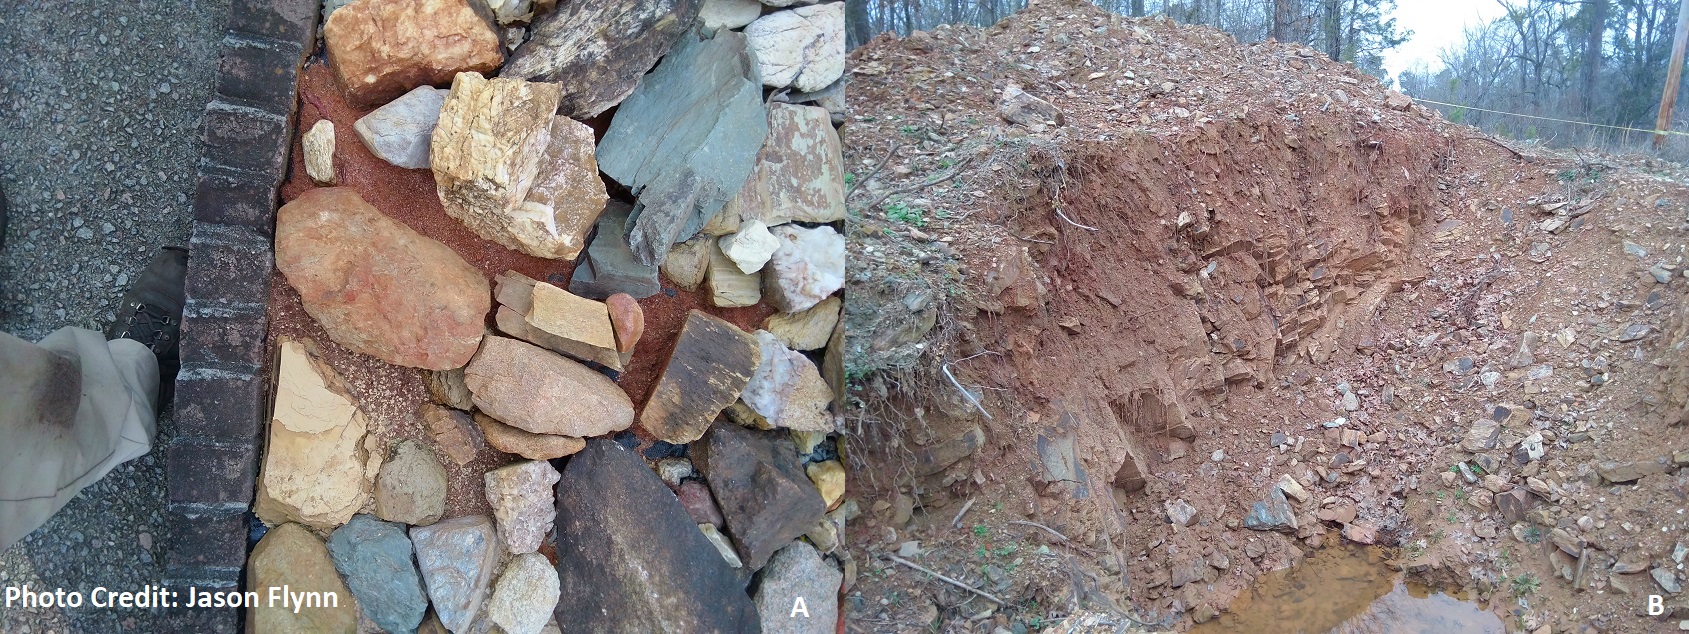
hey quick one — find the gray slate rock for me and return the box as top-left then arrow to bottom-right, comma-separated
1243,486 -> 1298,532
354,86 -> 448,169
754,541 -> 840,634
693,422 -> 827,570
411,515 -> 506,634
326,515 -> 429,634
504,0 -> 701,119
597,29 -> 768,266
569,201 -> 662,300
553,439 -> 759,632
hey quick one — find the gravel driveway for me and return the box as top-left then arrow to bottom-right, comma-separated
0,1 -> 230,631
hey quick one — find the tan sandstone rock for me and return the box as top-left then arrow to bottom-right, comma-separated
417,403 -> 484,466
256,340 -> 377,530
493,271 -> 626,371
247,523 -> 359,634
276,187 -> 489,370
433,73 -> 606,260
303,119 -> 336,185
605,293 -> 644,353
475,412 -> 585,461
760,295 -> 840,351
704,103 -> 845,234
324,0 -> 504,107
464,336 -> 635,437
660,236 -> 713,292
707,239 -> 761,308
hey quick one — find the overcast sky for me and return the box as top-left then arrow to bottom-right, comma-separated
1381,0 -> 1507,80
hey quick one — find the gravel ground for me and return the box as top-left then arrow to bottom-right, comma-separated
0,1 -> 230,632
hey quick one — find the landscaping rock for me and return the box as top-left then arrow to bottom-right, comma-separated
374,440 -> 448,526
303,119 -> 335,185
484,0 -> 535,24
700,0 -> 762,29
276,187 -> 490,370
806,459 -> 845,509
417,403 -> 485,467
699,524 -> 744,568
485,460 -> 562,554
764,224 -> 845,313
605,293 -> 644,353
411,516 -> 505,634
493,271 -> 624,369
433,73 -> 607,260
707,238 -> 763,307
719,219 -> 780,273
640,310 -> 762,443
597,29 -> 768,266
476,412 -> 585,460
693,423 -> 827,569
742,330 -> 834,432
247,523 -> 358,634
707,103 -> 845,233
678,480 -> 726,528
464,336 -> 635,437
569,202 -> 663,299
355,86 -> 448,169
660,236 -> 713,292
656,458 -> 694,488
422,367 -> 474,411
998,82 -> 1064,126
1243,486 -> 1298,532
755,541 -> 841,634
761,295 -> 840,351
324,0 -> 504,107
504,0 -> 700,118
255,340 -> 375,530
488,553 -> 561,634
745,3 -> 845,92
553,439 -> 759,631
326,516 -> 428,634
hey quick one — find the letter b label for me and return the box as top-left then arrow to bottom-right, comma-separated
1649,594 -> 1665,616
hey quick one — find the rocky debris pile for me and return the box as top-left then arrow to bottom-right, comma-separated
249,0 -> 851,629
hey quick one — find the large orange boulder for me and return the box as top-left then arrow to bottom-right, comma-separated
324,0 -> 504,107
276,187 -> 490,370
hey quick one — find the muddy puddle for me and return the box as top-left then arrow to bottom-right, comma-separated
1191,546 -> 1505,634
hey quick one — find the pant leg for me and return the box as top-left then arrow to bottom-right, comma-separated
0,327 -> 158,552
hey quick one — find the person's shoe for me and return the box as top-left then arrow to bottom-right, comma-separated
109,247 -> 188,407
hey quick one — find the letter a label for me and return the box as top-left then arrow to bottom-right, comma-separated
791,597 -> 810,618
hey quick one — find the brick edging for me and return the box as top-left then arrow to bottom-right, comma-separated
163,0 -> 316,627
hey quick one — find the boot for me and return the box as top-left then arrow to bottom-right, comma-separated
108,247 -> 188,408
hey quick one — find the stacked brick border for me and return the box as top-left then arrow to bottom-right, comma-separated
162,0 -> 316,628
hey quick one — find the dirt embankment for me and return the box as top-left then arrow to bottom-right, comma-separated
843,1 -> 1689,632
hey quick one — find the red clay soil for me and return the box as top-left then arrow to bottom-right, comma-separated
266,60 -> 774,521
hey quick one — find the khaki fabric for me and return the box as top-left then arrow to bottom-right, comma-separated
0,327 -> 157,552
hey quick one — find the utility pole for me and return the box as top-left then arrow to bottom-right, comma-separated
1654,0 -> 1689,150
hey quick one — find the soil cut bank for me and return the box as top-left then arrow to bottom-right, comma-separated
841,1 -> 1689,632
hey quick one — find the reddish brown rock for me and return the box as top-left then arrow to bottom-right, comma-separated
324,0 -> 504,107
275,187 -> 490,370
417,403 -> 484,467
605,293 -> 644,353
639,311 -> 761,444
474,412 -> 586,461
677,480 -> 724,529
463,336 -> 635,437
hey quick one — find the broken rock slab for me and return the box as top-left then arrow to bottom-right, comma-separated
255,339 -> 375,530
303,119 -> 336,185
1243,486 -> 1298,532
434,73 -> 608,260
476,412 -> 586,461
324,0 -> 504,107
764,224 -> 845,313
569,201 -> 663,299
422,367 -> 474,411
487,553 -> 560,634
494,271 -> 625,370
276,187 -> 490,370
707,237 -> 762,308
597,29 -> 768,266
417,403 -> 484,467
761,295 -> 839,351
640,310 -> 762,444
755,541 -> 841,634
741,330 -> 834,432
719,219 -> 780,273
355,86 -> 448,169
999,82 -> 1064,127
1461,419 -> 1501,452
464,336 -> 635,437
374,439 -> 448,526
693,422 -> 827,569
326,515 -> 428,634
706,103 -> 846,234
553,439 -> 760,631
745,3 -> 845,92
247,523 -> 358,634
485,460 -> 561,554
700,0 -> 761,29
605,293 -> 644,353
504,0 -> 700,118
660,235 -> 713,292
411,516 -> 505,634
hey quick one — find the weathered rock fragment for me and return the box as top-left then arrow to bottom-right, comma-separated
504,0 -> 701,118
741,330 -> 834,431
484,460 -> 561,554
569,202 -> 663,299
755,541 -> 841,634
707,238 -> 762,308
493,271 -> 626,370
355,86 -> 448,169
764,224 -> 845,313
463,336 -> 635,437
761,295 -> 840,351
417,403 -> 484,466
247,523 -> 358,633
475,412 -> 585,460
660,236 -> 713,292
693,423 -> 827,569
706,103 -> 845,233
326,515 -> 428,634
255,340 -> 375,530
374,439 -> 448,526
744,3 -> 845,92
998,82 -> 1065,127
411,516 -> 505,633
276,187 -> 489,370
700,0 -> 762,29
303,120 -> 336,185
487,553 -> 560,634
324,0 -> 504,107
639,311 -> 761,443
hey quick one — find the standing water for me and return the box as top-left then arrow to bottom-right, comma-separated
1190,545 -> 1505,633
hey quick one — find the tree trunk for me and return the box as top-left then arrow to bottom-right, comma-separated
1273,0 -> 1294,41
1323,0 -> 1343,60
1130,0 -> 1145,17
846,0 -> 873,50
